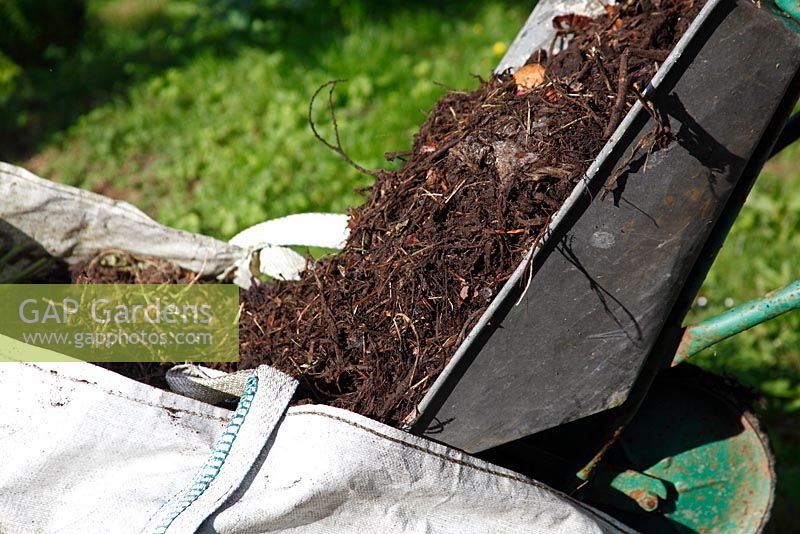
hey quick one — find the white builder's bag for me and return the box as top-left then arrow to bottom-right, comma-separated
0,351 -> 630,534
0,162 -> 349,287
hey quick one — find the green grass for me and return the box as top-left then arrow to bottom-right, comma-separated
11,0 -> 524,238
3,0 -> 799,528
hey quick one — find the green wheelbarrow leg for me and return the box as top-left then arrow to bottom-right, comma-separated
672,279 -> 800,366
775,0 -> 800,23
583,464 -> 668,513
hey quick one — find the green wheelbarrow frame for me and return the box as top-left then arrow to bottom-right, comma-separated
570,278 -> 799,525
673,279 -> 800,367
569,117 -> 800,531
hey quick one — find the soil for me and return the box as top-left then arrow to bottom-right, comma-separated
79,0 -> 705,426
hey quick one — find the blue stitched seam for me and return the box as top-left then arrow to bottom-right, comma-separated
153,374 -> 259,534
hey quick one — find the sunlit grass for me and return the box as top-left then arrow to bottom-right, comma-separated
21,1 -> 524,239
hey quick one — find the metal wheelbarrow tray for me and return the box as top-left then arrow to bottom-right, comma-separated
406,0 -> 800,453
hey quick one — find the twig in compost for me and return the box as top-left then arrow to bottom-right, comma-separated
385,150 -> 413,161
575,60 -> 592,82
514,213 -> 553,306
551,115 -> 590,136
604,51 -> 629,138
591,49 -> 614,92
308,80 -> 380,178
600,130 -> 657,199
629,82 -> 671,139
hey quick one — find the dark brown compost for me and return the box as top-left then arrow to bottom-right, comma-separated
88,0 -> 705,426
227,0 -> 705,426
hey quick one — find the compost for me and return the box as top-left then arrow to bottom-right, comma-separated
71,251 -> 207,284
89,0 -> 705,426
218,0 -> 704,426
71,252 -> 212,389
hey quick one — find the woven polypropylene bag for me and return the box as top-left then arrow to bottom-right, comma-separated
0,162 -> 349,286
0,353 -> 632,534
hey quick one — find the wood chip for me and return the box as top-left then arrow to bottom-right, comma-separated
513,64 -> 547,93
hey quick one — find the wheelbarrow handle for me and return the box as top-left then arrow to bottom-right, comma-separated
672,279 -> 800,366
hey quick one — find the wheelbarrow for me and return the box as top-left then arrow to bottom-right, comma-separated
399,0 -> 800,530
1,0 -> 798,531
